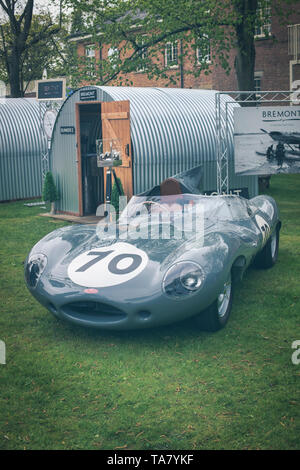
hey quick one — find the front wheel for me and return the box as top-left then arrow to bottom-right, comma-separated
195,273 -> 233,332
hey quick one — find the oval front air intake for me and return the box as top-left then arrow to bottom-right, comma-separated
60,301 -> 127,323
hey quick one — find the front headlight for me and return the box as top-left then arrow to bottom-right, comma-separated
162,261 -> 204,299
25,253 -> 47,288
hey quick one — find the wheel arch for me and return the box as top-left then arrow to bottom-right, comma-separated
231,255 -> 247,283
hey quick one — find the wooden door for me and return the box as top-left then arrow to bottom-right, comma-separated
101,100 -> 133,200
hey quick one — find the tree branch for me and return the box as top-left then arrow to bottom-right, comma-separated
24,23 -> 60,50
50,35 -> 68,65
1,0 -> 20,36
18,0 -> 33,27
0,0 -> 9,16
19,0 -> 34,46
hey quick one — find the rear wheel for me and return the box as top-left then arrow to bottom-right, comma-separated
195,273 -> 233,332
254,225 -> 279,269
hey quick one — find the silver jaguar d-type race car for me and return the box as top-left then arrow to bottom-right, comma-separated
25,169 -> 281,332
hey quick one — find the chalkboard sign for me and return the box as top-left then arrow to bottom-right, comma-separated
80,89 -> 97,101
60,126 -> 75,135
36,79 -> 66,101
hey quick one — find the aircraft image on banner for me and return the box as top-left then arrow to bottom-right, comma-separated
256,129 -> 300,167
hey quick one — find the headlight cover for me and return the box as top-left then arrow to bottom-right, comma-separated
25,253 -> 47,289
162,261 -> 204,299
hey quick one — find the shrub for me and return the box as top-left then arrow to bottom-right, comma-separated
42,172 -> 59,203
111,176 -> 124,214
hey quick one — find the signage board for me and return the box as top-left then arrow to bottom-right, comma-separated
60,126 -> 75,135
234,106 -> 300,175
79,89 -> 97,101
36,78 -> 66,101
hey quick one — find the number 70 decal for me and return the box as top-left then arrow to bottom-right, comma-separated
68,242 -> 149,288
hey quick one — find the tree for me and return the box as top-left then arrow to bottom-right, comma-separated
0,14 -> 69,94
67,0 -> 295,92
0,0 -> 65,97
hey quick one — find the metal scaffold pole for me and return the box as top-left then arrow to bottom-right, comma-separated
39,100 -> 49,181
215,92 -> 229,194
36,77 -> 66,183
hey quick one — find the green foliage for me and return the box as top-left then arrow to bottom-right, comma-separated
21,15 -> 69,83
42,172 -> 59,203
66,0 -> 293,90
111,176 -> 124,213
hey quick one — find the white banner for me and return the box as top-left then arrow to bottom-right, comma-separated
234,106 -> 300,175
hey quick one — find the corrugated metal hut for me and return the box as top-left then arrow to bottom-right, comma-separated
0,98 -> 46,202
50,86 -> 258,216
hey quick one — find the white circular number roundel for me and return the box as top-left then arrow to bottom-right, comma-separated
68,242 -> 148,288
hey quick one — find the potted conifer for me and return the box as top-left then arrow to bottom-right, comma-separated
111,177 -> 125,215
42,171 -> 59,215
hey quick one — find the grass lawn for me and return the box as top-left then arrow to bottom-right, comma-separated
0,174 -> 299,450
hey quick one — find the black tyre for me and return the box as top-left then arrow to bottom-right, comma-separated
195,273 -> 233,332
254,225 -> 279,269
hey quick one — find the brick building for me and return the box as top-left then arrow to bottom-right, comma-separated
70,6 -> 300,93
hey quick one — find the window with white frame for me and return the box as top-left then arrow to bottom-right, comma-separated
85,44 -> 96,77
85,45 -> 96,58
254,71 -> 263,96
165,41 -> 178,67
254,76 -> 261,92
255,1 -> 271,37
136,36 -> 148,72
107,47 -> 119,70
196,35 -> 211,64
140,45 -> 147,62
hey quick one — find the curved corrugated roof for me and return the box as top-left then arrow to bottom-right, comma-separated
0,98 -> 47,201
0,98 -> 45,158
97,86 -> 236,193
